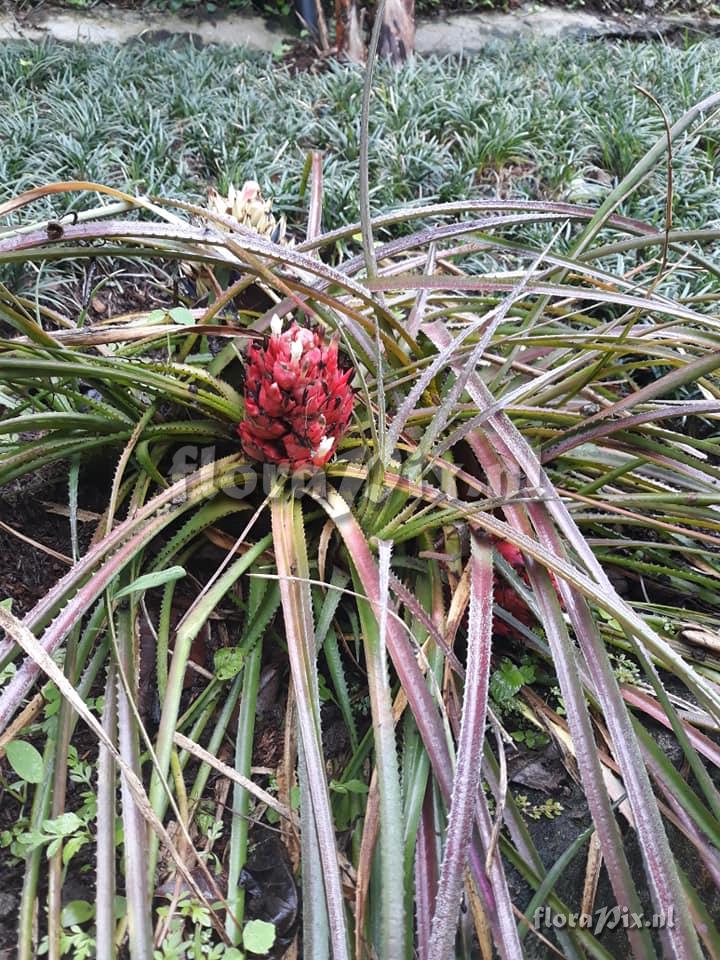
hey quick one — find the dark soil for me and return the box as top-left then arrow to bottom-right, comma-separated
0,845 -> 23,958
505,727 -> 720,958
0,470 -> 111,950
0,467 -> 102,615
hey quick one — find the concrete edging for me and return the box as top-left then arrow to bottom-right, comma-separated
0,2 -> 717,52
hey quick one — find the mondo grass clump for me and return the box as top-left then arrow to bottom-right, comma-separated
1,83 -> 720,960
3,38 -> 720,246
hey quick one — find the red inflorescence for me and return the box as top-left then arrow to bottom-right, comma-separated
238,318 -> 354,470
493,537 -> 563,639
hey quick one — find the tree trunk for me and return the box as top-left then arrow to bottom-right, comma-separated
378,0 -> 415,64
335,0 -> 366,63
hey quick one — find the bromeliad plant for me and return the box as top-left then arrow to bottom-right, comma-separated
1,92 -> 720,960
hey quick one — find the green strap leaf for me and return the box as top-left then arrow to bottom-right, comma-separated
113,566 -> 186,599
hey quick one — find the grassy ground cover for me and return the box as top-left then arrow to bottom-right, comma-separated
1,37 -> 719,231
2,35 -> 720,311
2,32 -> 720,960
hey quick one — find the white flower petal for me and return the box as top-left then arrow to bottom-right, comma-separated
314,436 -> 334,458
290,339 -> 303,364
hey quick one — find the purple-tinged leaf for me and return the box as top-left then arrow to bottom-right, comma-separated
621,687 -> 720,768
371,274 -> 709,326
415,785 -> 439,960
418,325 -> 658,958
529,507 -> 702,959
543,399 -> 720,463
311,488 -> 505,942
271,492 -> 349,960
429,535 -> 507,958
312,488 -> 452,798
389,572 -> 464,676
302,197 -> 651,256
424,309 -> 703,957
473,788 -> 522,958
